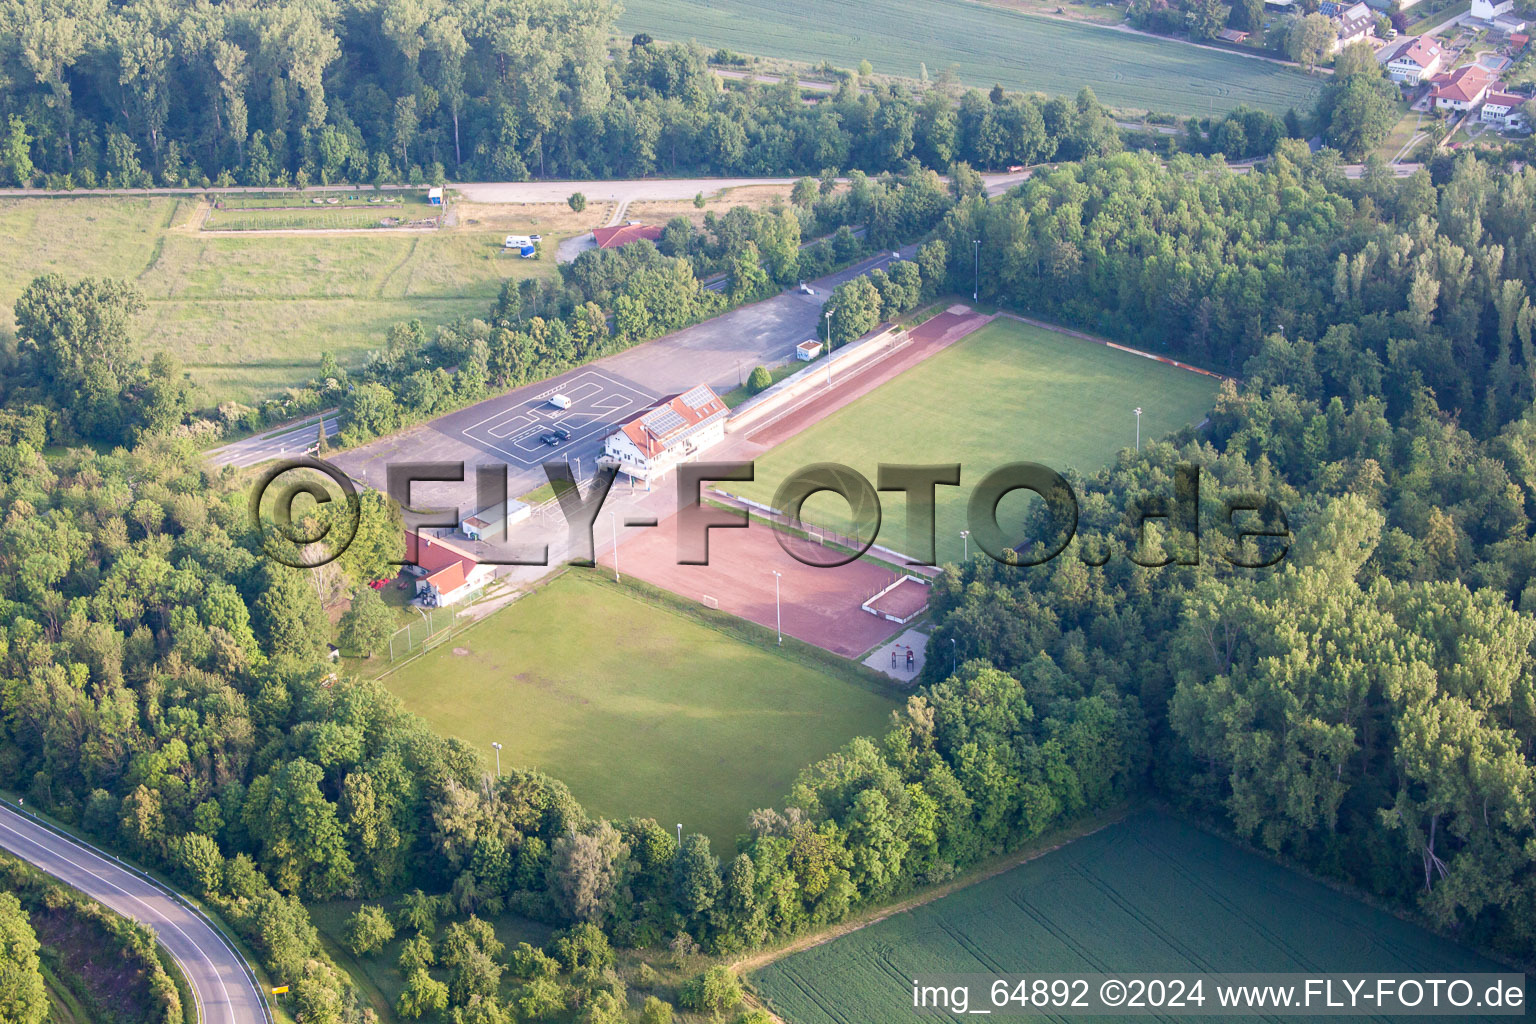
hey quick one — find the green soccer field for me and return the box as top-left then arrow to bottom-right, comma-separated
618,0 -> 1323,117
382,572 -> 898,850
754,810 -> 1505,1024
0,196 -> 560,404
734,317 -> 1222,567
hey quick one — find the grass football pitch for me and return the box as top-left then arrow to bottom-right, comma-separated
753,810 -> 1506,1024
382,572 -> 898,849
618,0 -> 1322,117
0,196 -> 574,404
733,317 -> 1222,567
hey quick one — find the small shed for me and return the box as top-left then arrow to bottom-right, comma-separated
796,339 -> 824,361
428,186 -> 444,205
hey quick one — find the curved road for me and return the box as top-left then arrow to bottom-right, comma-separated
0,802 -> 269,1024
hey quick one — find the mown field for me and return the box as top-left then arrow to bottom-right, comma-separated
0,195 -> 585,404
381,571 -> 898,850
754,810 -> 1506,1024
617,0 -> 1323,116
732,317 -> 1221,566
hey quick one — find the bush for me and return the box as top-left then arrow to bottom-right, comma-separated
679,966 -> 742,1020
747,366 -> 774,394
568,192 -> 587,212
343,904 -> 395,956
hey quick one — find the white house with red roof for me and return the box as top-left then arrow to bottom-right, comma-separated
1383,36 -> 1445,84
1429,64 -> 1499,111
1481,91 -> 1530,128
602,385 -> 728,482
406,532 -> 492,606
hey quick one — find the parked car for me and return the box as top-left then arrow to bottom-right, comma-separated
540,427 -> 572,445
799,282 -> 815,295
549,393 -> 572,409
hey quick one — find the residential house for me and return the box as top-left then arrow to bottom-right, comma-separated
1471,0 -> 1514,20
1429,64 -> 1498,110
1383,36 -> 1445,84
1331,1 -> 1377,50
1481,91 -> 1530,127
602,385 -> 729,482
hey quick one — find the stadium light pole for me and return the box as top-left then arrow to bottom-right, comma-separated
960,529 -> 970,560
610,510 -> 620,583
772,570 -> 783,645
677,823 -> 683,846
950,637 -> 957,675
972,239 -> 980,302
491,742 -> 502,778
825,309 -> 834,384
1134,407 -> 1143,450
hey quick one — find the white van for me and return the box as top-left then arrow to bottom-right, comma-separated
549,394 -> 572,410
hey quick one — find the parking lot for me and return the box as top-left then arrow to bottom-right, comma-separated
332,246 -> 914,509
460,370 -> 655,468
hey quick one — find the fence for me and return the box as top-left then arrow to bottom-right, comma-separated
387,605 -> 462,661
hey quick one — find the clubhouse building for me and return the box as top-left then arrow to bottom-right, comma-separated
603,384 -> 729,482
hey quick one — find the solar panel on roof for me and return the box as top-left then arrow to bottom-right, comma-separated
680,385 -> 714,409
642,406 -> 685,435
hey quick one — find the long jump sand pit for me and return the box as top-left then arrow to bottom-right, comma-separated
606,515 -> 915,658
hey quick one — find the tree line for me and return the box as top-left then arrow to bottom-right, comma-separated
919,146 -> 1536,961
0,0 -> 1120,191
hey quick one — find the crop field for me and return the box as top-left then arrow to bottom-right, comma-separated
754,810 -> 1506,1024
0,196 -> 581,403
732,317 -> 1221,566
381,572 -> 898,849
617,0 -> 1323,116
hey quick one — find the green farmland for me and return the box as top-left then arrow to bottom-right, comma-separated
732,317 -> 1222,566
382,572 -> 898,850
754,810 -> 1506,1024
618,0 -> 1323,116
0,195 -> 560,404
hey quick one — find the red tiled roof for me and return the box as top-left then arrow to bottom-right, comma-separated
592,223 -> 664,249
424,561 -> 466,594
406,533 -> 479,594
1485,92 -> 1525,107
1430,64 -> 1496,102
617,385 -> 727,459
1387,36 -> 1443,67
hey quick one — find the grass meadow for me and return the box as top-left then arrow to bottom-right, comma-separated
381,571 -> 899,850
732,317 -> 1222,566
0,195 -> 581,404
753,810 -> 1506,1024
617,0 -> 1323,116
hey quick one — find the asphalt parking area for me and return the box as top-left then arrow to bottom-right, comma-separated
459,369 -> 655,467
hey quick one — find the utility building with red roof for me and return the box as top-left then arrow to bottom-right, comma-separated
405,532 -> 492,607
592,222 -> 664,249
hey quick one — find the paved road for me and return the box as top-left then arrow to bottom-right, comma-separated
331,247 -> 915,508
210,412 -> 338,469
0,802 -> 268,1024
0,172 -> 1025,203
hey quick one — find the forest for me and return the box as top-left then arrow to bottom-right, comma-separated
921,146 -> 1536,958
0,5 -> 1535,1013
0,0 -> 1124,189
